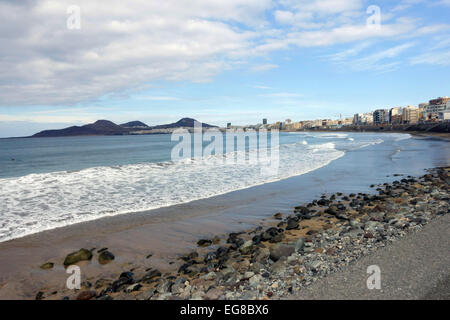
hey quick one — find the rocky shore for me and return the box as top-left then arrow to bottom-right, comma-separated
36,167 -> 449,300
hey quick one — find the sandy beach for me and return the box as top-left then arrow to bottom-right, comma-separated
0,133 -> 448,300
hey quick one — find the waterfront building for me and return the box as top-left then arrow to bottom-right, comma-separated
426,97 -> 450,120
373,109 -> 389,124
402,106 -> 419,124
389,107 -> 403,124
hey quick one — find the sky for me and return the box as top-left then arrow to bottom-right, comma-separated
0,0 -> 449,137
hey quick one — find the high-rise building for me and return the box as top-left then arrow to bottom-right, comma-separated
373,109 -> 388,124
262,118 -> 267,125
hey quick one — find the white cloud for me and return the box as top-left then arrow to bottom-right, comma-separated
410,50 -> 450,66
327,42 -> 416,73
250,63 -> 279,72
0,0 -> 269,106
0,0 -> 449,107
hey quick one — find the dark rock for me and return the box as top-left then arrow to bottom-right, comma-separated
215,246 -> 230,258
63,248 -> 93,266
286,218 -> 299,230
98,250 -> 115,265
317,199 -> 330,206
197,239 -> 212,247
294,206 -> 309,214
273,213 -> 283,220
261,227 -> 279,241
181,251 -> 198,261
335,213 -> 348,220
141,269 -> 162,282
178,263 -> 194,275
269,233 -> 284,243
252,234 -> 262,244
325,206 -> 339,216
111,272 -> 134,292
40,262 -> 54,270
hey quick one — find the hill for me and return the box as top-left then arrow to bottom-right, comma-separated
120,121 -> 149,129
150,117 -> 217,129
31,118 -> 217,137
32,120 -> 129,137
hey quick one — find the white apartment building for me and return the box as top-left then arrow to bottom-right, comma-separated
426,97 -> 450,120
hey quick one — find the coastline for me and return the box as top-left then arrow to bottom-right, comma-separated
32,166 -> 450,300
0,133 -> 449,300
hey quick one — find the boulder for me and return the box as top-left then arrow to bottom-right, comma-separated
239,240 -> 253,254
141,269 -> 161,283
286,218 -> 299,230
63,248 -> 93,266
269,244 -> 295,262
40,262 -> 54,270
98,250 -> 115,265
197,239 -> 212,247
111,272 -> 134,292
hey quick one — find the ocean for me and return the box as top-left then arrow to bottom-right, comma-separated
0,132 -> 446,243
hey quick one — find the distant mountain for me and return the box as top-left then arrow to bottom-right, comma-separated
31,118 -> 217,137
120,121 -> 149,129
32,120 -> 129,137
150,117 -> 217,129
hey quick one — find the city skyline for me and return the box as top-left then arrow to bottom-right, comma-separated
1,0 -> 450,137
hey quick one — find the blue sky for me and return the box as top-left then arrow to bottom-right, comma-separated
0,0 -> 449,137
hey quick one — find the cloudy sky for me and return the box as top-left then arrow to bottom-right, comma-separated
0,0 -> 449,137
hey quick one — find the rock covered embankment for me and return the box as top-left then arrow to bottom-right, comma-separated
39,167 -> 449,300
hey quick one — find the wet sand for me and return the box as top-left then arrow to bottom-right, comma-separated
0,133 -> 449,299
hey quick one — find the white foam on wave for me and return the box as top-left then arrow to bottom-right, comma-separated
392,133 -> 412,142
0,135 -> 384,242
318,133 -> 348,139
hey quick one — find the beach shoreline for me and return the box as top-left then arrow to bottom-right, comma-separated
27,166 -> 449,300
0,133 -> 448,300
